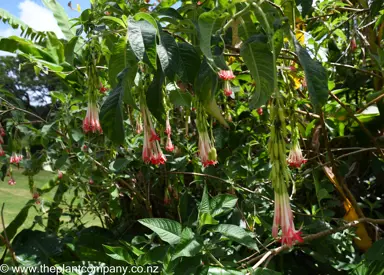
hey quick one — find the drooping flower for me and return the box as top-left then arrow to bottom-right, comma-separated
218,70 -> 235,97
272,189 -> 303,247
268,98 -> 303,247
10,153 -> 23,164
165,135 -> 174,152
99,83 -> 108,94
89,178 -> 94,185
136,117 -> 143,134
141,104 -> 166,165
0,146 -> 5,156
0,123 -> 5,137
83,101 -> 103,134
8,177 -> 16,185
257,108 -> 263,116
196,104 -> 217,167
287,142 -> 307,168
198,131 -> 218,167
165,116 -> 171,136
58,170 -> 63,179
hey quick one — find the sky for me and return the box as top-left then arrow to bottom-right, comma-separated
0,0 -> 90,55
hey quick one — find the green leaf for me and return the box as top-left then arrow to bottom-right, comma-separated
212,224 -> 258,250
157,32 -> 181,81
172,228 -> 203,259
159,0 -> 179,8
157,8 -> 183,20
199,213 -> 219,226
210,194 -> 238,217
127,17 -> 157,69
121,67 -> 138,108
240,34 -> 275,109
199,185 -> 211,214
365,239 -> 384,261
195,59 -> 217,105
64,36 -> 79,65
146,69 -> 165,123
12,230 -> 61,266
0,8 -> 46,41
204,98 -> 229,128
42,0 -> 75,40
109,37 -> 137,88
198,10 -> 229,63
138,218 -> 182,245
100,84 -> 125,144
103,245 -> 134,264
292,36 -> 328,112
0,202 -> 33,247
178,42 -> 201,84
168,86 -> 192,107
101,16 -> 126,28
45,32 -> 65,64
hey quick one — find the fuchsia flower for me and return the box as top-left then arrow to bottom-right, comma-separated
198,131 -> 218,167
218,70 -> 235,97
58,170 -> 63,179
165,136 -> 174,152
0,123 -> 5,137
83,101 -> 103,134
164,115 -> 174,152
141,104 -> 166,165
136,117 -> 143,134
89,178 -> 94,185
8,177 -> 16,186
272,190 -> 303,247
287,143 -> 307,168
10,153 -> 23,164
257,108 -> 263,116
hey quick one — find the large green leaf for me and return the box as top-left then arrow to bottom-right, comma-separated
0,8 -> 46,41
12,230 -> 61,266
127,17 -> 157,69
0,36 -> 57,63
172,228 -> 203,259
210,194 -> 238,217
138,218 -> 182,245
64,36 -> 79,65
198,10 -> 229,64
178,42 -> 201,84
212,224 -> 258,250
109,37 -> 137,88
100,84 -> 125,144
292,36 -> 328,112
45,32 -> 65,64
103,245 -> 134,264
157,32 -> 181,81
146,69 -> 165,123
0,201 -> 33,246
240,34 -> 275,109
42,0 -> 75,40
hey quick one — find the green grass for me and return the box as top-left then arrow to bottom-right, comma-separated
1,169 -> 101,232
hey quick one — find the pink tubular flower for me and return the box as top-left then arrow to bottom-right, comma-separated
58,170 -> 63,179
165,116 -> 171,136
10,153 -> 23,164
287,143 -> 307,168
198,131 -> 218,167
218,70 -> 235,97
141,104 -> 166,165
83,101 -> 103,134
136,117 -> 143,134
272,190 -> 303,247
0,123 -> 5,137
8,177 -> 16,186
165,136 -> 174,152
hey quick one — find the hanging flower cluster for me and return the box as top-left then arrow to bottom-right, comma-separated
83,100 -> 103,134
141,102 -> 166,165
8,177 -> 16,186
268,98 -> 303,246
287,142 -> 307,168
196,102 -> 217,167
10,152 -> 23,164
165,114 -> 174,152
218,69 -> 235,97
83,49 -> 103,134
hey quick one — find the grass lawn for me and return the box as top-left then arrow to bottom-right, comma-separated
0,169 -> 101,256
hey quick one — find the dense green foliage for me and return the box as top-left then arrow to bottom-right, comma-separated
0,0 -> 384,274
